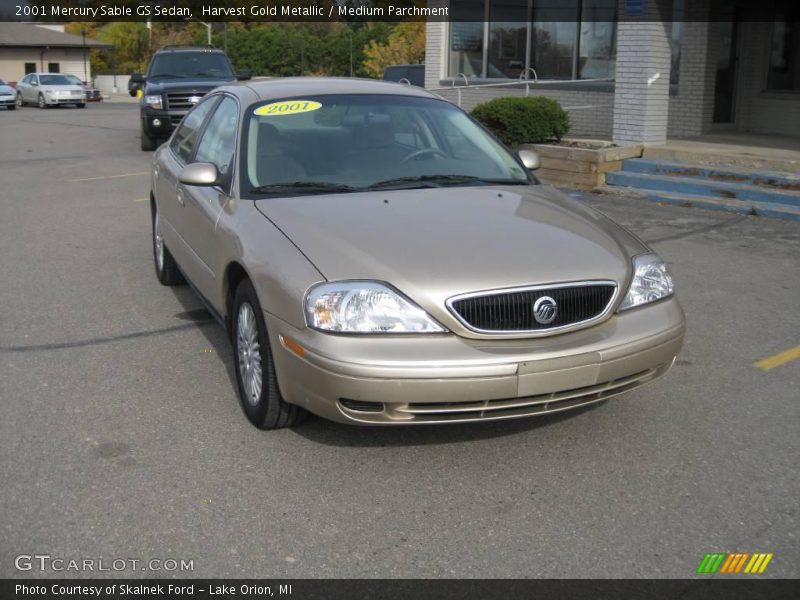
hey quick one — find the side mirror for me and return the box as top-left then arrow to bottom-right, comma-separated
31,81 -> 38,87
130,72 -> 145,84
237,70 -> 252,81
518,149 -> 541,170
179,162 -> 219,187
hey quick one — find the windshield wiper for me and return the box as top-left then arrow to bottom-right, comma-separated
366,175 -> 529,190
148,74 -> 186,80
249,182 -> 357,196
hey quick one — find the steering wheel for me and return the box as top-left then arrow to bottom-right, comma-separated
401,148 -> 448,163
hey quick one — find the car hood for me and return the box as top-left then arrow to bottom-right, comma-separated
144,78 -> 234,95
255,185 -> 648,327
0,85 -> 14,94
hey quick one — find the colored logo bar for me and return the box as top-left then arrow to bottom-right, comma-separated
697,552 -> 773,574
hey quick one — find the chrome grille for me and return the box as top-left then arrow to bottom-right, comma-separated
165,91 -> 206,111
448,282 -> 616,333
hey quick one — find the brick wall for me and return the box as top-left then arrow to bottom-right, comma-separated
668,18 -> 716,138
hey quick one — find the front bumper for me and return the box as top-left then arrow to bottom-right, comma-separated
44,94 -> 85,105
141,107 -> 178,138
267,297 -> 686,425
0,95 -> 15,106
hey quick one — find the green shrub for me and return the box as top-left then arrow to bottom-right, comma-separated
470,96 -> 570,146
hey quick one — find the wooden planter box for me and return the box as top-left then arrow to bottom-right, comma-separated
520,142 -> 644,190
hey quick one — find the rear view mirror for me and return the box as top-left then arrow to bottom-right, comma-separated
237,70 -> 252,81
179,162 -> 219,187
518,149 -> 541,170
130,72 -> 145,84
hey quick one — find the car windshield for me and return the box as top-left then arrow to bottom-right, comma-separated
64,75 -> 83,85
148,52 -> 234,79
242,94 -> 532,196
39,75 -> 71,86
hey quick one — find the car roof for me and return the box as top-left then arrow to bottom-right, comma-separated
221,77 -> 436,102
154,46 -> 226,54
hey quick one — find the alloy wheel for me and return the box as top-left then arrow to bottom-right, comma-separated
237,302 -> 263,406
153,212 -> 164,272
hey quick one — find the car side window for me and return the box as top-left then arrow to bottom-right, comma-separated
170,96 -> 219,164
193,96 -> 239,183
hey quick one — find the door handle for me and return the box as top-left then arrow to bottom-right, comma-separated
176,186 -> 185,206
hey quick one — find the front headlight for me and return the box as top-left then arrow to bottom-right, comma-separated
144,94 -> 163,110
619,254 -> 675,311
305,281 -> 446,333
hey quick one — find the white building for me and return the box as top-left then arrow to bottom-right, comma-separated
0,22 -> 110,84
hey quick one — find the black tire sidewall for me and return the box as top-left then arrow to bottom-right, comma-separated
38,94 -> 45,109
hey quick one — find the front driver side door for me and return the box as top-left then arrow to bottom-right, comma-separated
179,94 -> 240,301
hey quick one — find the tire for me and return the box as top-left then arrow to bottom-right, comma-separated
16,93 -> 23,107
38,93 -> 46,109
232,280 -> 307,430
141,129 -> 156,151
77,103 -> 86,109
7,104 -> 15,111
151,205 -> 184,286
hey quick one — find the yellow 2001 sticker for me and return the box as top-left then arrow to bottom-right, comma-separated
255,100 -> 322,116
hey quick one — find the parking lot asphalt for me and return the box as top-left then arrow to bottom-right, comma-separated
0,103 -> 798,579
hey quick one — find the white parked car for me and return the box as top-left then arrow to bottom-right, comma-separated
15,73 -> 86,109
0,78 -> 15,110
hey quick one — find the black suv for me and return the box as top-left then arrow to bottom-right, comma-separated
132,46 -> 250,151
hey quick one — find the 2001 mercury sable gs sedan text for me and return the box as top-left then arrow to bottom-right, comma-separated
150,78 -> 685,428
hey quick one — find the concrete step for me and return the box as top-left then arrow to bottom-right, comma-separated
643,144 -> 800,173
621,158 -> 800,191
600,187 -> 800,221
606,171 -> 800,208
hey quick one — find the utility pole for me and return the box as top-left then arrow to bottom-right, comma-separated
81,27 -> 87,82
186,18 -> 212,46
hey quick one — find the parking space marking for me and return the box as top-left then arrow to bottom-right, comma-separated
133,198 -> 148,203
69,171 -> 148,182
753,345 -> 800,371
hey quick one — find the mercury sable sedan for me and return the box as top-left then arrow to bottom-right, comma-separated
149,78 -> 685,429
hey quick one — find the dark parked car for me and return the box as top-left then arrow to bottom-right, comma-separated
382,64 -> 425,87
132,45 -> 250,151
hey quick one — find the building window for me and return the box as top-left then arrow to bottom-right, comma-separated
48,63 -> 60,73
449,1 -> 486,78
24,62 -> 36,74
449,0 -> 617,81
767,2 -> 800,92
669,0 -> 685,85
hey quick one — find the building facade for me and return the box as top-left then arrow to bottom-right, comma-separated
426,0 -> 800,144
0,23 -> 109,84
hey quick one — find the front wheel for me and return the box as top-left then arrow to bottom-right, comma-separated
7,104 -> 15,111
38,94 -> 46,109
76,103 -> 86,109
232,280 -> 307,429
16,93 -> 23,107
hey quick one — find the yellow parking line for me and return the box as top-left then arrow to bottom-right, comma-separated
133,198 -> 148,203
753,346 -> 800,371
69,171 -> 149,182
